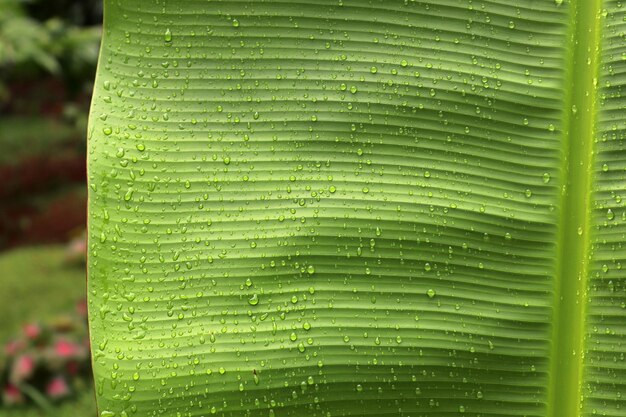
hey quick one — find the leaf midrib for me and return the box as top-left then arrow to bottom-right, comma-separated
548,0 -> 601,416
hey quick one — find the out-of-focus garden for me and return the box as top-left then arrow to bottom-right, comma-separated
0,0 -> 101,415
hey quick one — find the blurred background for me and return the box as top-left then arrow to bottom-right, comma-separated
0,0 -> 101,415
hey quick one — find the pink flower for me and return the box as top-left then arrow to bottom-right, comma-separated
54,339 -> 79,358
46,376 -> 70,399
2,384 -> 24,405
23,323 -> 41,340
10,355 -> 35,383
4,339 -> 25,355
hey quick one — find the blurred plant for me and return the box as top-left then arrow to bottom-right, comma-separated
0,300 -> 90,410
0,0 -> 59,72
0,0 -> 100,103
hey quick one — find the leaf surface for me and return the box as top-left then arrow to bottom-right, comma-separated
87,1 -> 625,416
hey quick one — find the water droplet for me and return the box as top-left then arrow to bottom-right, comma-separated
123,188 -> 134,201
248,294 -> 259,306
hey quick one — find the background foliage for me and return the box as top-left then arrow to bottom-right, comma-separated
0,0 -> 100,415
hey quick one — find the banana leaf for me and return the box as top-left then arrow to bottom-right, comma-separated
87,1 -> 625,416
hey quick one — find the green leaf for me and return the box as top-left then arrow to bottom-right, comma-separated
86,1 -> 625,416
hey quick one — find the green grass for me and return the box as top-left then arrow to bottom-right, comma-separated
0,246 -> 85,339
0,245 -> 96,417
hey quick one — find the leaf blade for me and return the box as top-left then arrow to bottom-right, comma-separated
86,1 -> 625,417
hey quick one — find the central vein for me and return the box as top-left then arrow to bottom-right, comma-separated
547,0 -> 601,416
